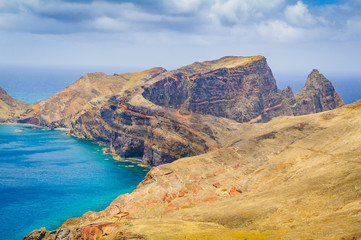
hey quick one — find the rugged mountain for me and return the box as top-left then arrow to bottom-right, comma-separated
0,86 -> 29,122
70,56 -> 343,166
25,100 -> 361,240
293,69 -> 344,115
17,67 -> 166,128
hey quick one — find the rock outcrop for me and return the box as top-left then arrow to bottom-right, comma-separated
0,86 -> 29,122
70,56 -> 343,166
22,56 -> 351,239
293,69 -> 344,115
13,57 -> 342,166
17,67 -> 166,128
25,100 -> 361,240
142,55 -> 283,123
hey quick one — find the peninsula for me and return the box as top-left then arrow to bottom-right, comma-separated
1,56 -> 358,239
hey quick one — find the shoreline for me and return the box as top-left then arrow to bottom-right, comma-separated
101,146 -> 149,168
0,122 -> 70,131
0,123 -> 149,240
2,122 -> 150,168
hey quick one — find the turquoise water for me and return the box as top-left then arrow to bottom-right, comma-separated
0,67 -> 360,240
0,125 -> 148,240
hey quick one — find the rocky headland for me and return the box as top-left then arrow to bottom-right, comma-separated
17,67 -> 166,128
18,55 -> 356,239
69,56 -> 343,166
0,86 -> 29,122
24,100 -> 361,240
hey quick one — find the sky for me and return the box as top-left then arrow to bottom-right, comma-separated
0,0 -> 361,75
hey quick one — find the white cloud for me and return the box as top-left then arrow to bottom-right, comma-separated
208,0 -> 284,25
92,17 -> 127,32
346,18 -> 361,39
285,1 -> 316,27
164,0 -> 204,13
0,0 -> 360,74
257,20 -> 301,41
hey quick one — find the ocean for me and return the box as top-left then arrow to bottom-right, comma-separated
274,72 -> 361,105
0,66 -> 149,240
0,66 -> 360,105
0,125 -> 148,240
0,67 -> 360,240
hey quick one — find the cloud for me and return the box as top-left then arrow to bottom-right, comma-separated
0,0 -> 360,73
0,0 -> 358,41
163,0 -> 205,13
346,18 -> 361,39
257,20 -> 302,41
285,1 -> 316,27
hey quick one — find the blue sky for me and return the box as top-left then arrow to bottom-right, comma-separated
0,0 -> 360,74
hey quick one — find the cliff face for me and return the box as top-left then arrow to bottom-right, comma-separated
70,56 -> 343,166
293,69 -> 344,115
17,68 -> 166,128
142,56 -> 284,123
25,100 -> 361,240
0,86 -> 29,122
13,56 -> 343,167
22,56 -> 352,239
71,95 -> 238,165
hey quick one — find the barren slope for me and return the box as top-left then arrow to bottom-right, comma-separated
71,56 -> 343,166
26,100 -> 361,240
0,86 -> 29,122
17,67 -> 166,128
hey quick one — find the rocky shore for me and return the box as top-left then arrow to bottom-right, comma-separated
69,56 -> 343,166
2,55 -> 355,239
24,100 -> 361,239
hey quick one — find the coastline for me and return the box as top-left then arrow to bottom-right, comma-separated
0,122 -> 70,131
0,125 -> 149,240
1,122 -> 148,167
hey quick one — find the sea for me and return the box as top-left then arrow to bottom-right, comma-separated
0,66 -> 148,240
0,66 -> 360,240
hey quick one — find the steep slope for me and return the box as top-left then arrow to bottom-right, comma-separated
293,69 -> 344,115
0,86 -> 29,122
70,56 -> 343,166
25,100 -> 361,240
141,55 -> 289,123
17,67 -> 166,128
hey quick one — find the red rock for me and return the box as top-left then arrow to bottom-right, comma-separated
213,168 -> 225,175
80,223 -> 115,240
229,187 -> 242,197
233,164 -> 241,169
168,203 -> 178,208
205,173 -> 214,178
163,203 -> 179,214
178,191 -> 186,197
202,195 -> 218,204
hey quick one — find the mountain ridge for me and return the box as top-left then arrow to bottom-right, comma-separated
17,67 -> 166,127
24,99 -> 361,240
68,56 -> 344,166
18,55 -> 356,240
0,86 -> 29,122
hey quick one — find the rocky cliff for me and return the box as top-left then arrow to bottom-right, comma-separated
22,56 -> 351,239
70,56 -> 343,166
25,100 -> 361,240
0,86 -> 29,122
17,67 -> 166,128
293,69 -> 344,115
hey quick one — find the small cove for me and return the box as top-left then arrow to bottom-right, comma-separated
0,125 -> 148,240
